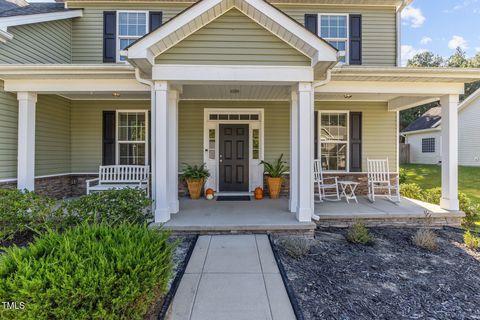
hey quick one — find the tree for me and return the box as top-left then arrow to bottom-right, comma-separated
401,48 -> 480,130
407,51 -> 444,67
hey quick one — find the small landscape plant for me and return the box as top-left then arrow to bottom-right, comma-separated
0,189 -> 60,241
61,188 -> 152,227
0,223 -> 176,320
346,221 -> 374,245
464,230 -> 480,250
279,236 -> 310,259
412,228 -> 438,251
260,154 -> 289,178
399,167 -> 407,184
181,163 -> 210,181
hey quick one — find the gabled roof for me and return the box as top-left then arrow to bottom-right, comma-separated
0,1 -> 72,18
402,88 -> 480,134
126,0 -> 339,78
402,106 -> 441,133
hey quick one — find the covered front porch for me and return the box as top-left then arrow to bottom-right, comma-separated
163,196 -> 464,235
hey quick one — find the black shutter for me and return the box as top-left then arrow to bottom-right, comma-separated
349,14 -> 362,65
349,112 -> 362,172
103,11 -> 116,63
102,111 -> 116,165
304,14 -> 318,34
149,12 -> 163,32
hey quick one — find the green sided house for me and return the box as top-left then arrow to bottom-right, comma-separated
0,0 -> 478,229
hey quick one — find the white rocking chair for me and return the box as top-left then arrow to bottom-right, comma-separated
367,158 -> 400,203
314,159 -> 340,203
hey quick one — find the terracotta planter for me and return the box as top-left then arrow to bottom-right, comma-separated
186,178 -> 205,199
266,177 -> 282,199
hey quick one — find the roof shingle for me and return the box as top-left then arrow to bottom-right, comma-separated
0,1 -> 71,18
402,106 -> 442,133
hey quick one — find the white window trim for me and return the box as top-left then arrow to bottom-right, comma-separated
318,13 -> 349,65
317,110 -> 350,173
116,10 -> 149,63
115,110 -> 149,165
203,108 -> 265,192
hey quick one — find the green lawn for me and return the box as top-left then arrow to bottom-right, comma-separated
401,164 -> 480,205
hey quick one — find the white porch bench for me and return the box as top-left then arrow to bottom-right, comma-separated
86,165 -> 150,196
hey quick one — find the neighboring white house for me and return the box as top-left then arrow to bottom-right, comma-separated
403,89 -> 480,166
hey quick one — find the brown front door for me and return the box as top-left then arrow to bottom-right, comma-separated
219,124 -> 249,191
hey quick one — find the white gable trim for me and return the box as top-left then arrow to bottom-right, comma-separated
126,0 -> 338,68
458,88 -> 480,112
0,10 -> 83,30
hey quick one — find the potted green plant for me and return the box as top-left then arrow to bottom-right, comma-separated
181,163 -> 210,200
260,154 -> 289,199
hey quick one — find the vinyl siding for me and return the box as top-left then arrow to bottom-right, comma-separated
70,101 -> 150,172
178,101 -> 290,165
155,9 -> 310,66
459,99 -> 480,166
0,89 -> 72,180
316,101 -> 398,171
36,95 -> 72,176
277,5 -> 397,66
0,19 -> 72,64
70,3 -> 187,63
404,131 -> 441,165
0,82 -> 18,180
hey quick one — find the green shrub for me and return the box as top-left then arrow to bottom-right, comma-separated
0,223 -> 175,320
464,230 -> 480,250
278,236 -> 310,259
400,183 -> 480,227
346,221 -> 374,245
399,168 -> 408,184
0,189 -> 60,241
62,188 -> 152,226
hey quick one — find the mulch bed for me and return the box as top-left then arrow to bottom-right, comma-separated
0,230 -> 36,250
273,227 -> 480,320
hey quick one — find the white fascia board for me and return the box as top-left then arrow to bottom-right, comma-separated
316,81 -> 465,95
402,127 -> 441,136
458,88 -> 480,111
0,28 -> 13,43
0,10 -> 83,29
152,64 -> 314,82
4,78 -> 149,92
388,96 -> 439,111
127,0 -> 222,60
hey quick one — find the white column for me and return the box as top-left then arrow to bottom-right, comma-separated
296,82 -> 314,222
153,81 -> 170,223
17,92 -> 37,191
289,90 -> 298,213
440,94 -> 459,211
168,89 -> 179,214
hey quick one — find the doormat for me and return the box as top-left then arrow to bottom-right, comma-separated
216,196 -> 251,201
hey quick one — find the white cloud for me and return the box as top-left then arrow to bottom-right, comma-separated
401,45 -> 427,66
420,36 -> 432,45
448,35 -> 468,50
475,47 -> 480,52
401,6 -> 426,28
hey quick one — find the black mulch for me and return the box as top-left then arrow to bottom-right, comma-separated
273,227 -> 480,320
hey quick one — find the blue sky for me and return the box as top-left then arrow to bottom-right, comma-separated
28,0 -> 480,66
401,0 -> 480,65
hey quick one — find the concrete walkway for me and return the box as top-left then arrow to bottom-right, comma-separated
169,235 -> 296,320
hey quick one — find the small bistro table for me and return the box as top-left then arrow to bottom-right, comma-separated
338,181 -> 360,203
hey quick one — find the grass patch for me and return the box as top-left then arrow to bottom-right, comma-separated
401,164 -> 480,204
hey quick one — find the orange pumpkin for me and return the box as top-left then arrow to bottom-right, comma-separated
205,188 -> 215,196
254,187 -> 264,200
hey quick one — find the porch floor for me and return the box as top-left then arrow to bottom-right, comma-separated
162,196 -> 464,234
163,197 -> 316,235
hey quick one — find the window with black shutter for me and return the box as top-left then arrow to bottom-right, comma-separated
349,112 -> 362,172
103,12 -> 116,63
102,111 -> 116,165
349,14 -> 362,65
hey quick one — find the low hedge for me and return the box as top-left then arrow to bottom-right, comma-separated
400,183 -> 479,226
62,188 -> 152,226
0,223 -> 175,320
0,189 -> 60,241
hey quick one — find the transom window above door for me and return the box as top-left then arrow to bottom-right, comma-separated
319,112 -> 349,172
116,111 -> 148,165
117,11 -> 148,62
319,14 -> 348,64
